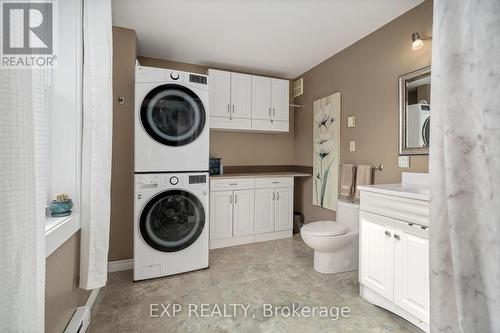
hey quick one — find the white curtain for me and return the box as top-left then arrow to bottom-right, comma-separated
0,69 -> 47,330
430,1 -> 500,332
80,0 -> 113,290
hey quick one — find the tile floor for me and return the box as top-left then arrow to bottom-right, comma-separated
88,235 -> 423,333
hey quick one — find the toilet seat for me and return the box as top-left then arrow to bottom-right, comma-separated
301,221 -> 348,237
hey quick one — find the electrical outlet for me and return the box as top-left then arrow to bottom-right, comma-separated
347,116 -> 356,128
398,156 -> 410,168
349,141 -> 356,152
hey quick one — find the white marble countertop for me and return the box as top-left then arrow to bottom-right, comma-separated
357,183 -> 430,201
210,171 -> 312,179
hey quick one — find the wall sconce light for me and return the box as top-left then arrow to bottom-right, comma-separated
411,32 -> 424,50
411,32 -> 431,51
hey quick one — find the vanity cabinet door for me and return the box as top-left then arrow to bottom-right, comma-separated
210,190 -> 233,240
394,222 -> 430,324
274,187 -> 292,231
209,69 -> 231,118
254,188 -> 275,233
359,211 -> 395,301
233,189 -> 255,236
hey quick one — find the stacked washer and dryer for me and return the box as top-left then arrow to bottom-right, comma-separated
134,66 -> 210,281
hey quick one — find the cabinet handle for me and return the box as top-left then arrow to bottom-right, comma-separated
234,194 -> 237,203
229,183 -> 238,186
268,107 -> 272,116
394,234 -> 401,240
276,192 -> 279,200
117,96 -> 125,104
273,107 -> 275,117
272,192 -> 275,200
232,104 -> 235,114
228,104 -> 230,113
229,194 -> 233,203
384,230 -> 391,237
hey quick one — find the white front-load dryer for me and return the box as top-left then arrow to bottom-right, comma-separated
134,172 -> 209,281
135,66 -> 209,172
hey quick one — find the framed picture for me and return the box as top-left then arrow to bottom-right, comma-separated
312,92 -> 340,211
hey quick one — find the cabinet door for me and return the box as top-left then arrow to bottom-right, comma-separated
359,211 -> 395,300
274,187 -> 292,231
271,79 -> 289,122
251,76 -> 271,120
254,188 -> 275,233
209,190 -> 233,240
233,189 -> 255,236
394,222 -> 430,324
209,69 -> 231,118
230,72 -> 252,119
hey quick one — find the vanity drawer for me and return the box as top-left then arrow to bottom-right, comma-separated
360,191 -> 429,227
255,177 -> 293,188
210,178 -> 255,191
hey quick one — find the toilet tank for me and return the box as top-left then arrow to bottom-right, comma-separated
336,199 -> 360,233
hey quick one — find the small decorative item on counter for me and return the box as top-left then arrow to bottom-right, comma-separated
48,193 -> 73,217
209,156 -> 223,176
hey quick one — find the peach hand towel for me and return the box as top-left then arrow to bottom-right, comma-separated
340,164 -> 354,197
355,164 -> 373,199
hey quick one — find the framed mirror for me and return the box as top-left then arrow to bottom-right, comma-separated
399,66 -> 431,155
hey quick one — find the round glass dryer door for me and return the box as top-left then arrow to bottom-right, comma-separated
139,190 -> 206,252
140,84 -> 206,146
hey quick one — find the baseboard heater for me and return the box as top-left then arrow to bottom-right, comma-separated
64,306 -> 90,333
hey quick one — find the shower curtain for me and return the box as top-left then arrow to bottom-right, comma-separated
80,0 -> 113,290
430,0 -> 500,332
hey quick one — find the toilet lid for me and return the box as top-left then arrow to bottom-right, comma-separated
301,221 -> 348,236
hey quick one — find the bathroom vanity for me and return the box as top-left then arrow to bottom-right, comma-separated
358,173 -> 430,333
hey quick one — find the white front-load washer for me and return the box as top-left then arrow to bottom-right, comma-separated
135,66 -> 209,173
134,172 -> 209,281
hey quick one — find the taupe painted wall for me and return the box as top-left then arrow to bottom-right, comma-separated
138,56 -> 296,166
109,26 -> 136,261
294,1 -> 432,222
45,232 -> 90,333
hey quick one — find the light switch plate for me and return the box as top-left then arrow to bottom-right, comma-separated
347,116 -> 356,128
349,141 -> 356,152
398,156 -> 410,168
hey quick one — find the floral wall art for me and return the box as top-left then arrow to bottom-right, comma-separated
313,93 -> 340,211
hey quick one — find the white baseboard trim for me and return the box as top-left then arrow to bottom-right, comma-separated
108,259 -> 133,273
210,230 -> 292,249
85,287 -> 100,309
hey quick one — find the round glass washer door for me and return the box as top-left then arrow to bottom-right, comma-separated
140,84 -> 206,146
139,189 -> 206,252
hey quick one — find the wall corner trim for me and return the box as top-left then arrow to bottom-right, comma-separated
108,259 -> 134,273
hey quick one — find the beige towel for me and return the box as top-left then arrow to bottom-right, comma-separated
355,164 -> 373,199
340,164 -> 354,197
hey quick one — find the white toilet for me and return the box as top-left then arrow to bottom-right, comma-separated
300,199 -> 360,274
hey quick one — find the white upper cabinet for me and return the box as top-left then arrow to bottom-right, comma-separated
271,78 -> 289,122
209,69 -> 289,132
251,76 -> 272,120
230,72 -> 252,119
209,69 -> 231,118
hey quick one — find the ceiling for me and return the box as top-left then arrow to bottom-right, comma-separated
112,0 -> 424,79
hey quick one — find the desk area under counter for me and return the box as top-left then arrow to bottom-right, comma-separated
208,171 -> 311,249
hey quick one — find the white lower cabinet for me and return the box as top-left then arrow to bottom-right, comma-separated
359,191 -> 430,332
210,177 -> 293,249
254,188 -> 275,234
232,189 -> 254,236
